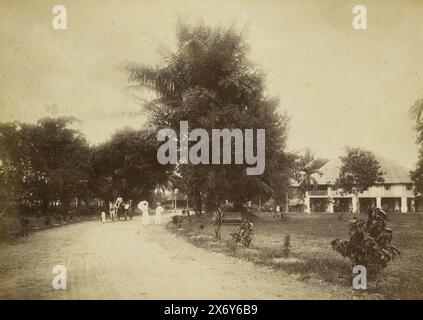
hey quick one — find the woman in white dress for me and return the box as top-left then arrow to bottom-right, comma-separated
138,200 -> 150,225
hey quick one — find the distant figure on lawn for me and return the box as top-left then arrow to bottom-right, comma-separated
138,200 -> 149,225
274,205 -> 281,219
155,202 -> 164,225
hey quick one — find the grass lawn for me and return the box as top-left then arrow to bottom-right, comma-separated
167,211 -> 423,299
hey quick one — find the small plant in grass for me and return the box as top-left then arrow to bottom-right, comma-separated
331,207 -> 400,279
282,234 -> 291,258
213,207 -> 225,240
240,219 -> 254,247
230,219 -> 254,247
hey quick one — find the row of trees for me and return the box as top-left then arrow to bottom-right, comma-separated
0,117 -> 172,216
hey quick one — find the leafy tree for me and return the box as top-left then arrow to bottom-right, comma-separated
335,147 -> 384,213
90,127 -> 172,204
0,117 -> 91,215
126,22 -> 292,213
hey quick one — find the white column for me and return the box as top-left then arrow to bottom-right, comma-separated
352,196 -> 357,213
304,191 -> 310,214
327,186 -> 334,213
401,197 -> 408,213
376,197 -> 382,208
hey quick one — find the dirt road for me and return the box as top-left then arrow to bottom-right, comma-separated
0,216 -> 351,299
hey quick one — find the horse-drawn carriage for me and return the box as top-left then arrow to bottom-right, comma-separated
110,198 -> 133,221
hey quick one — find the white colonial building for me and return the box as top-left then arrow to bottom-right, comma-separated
303,157 -> 415,213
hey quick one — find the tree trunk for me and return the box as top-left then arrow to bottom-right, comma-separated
285,192 -> 289,214
194,191 -> 202,216
234,198 -> 243,212
258,196 -> 262,212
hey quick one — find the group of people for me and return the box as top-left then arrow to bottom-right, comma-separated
137,200 -> 164,225
101,197 -> 165,225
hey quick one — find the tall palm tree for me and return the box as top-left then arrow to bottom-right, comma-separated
408,98 -> 423,144
293,148 -> 322,213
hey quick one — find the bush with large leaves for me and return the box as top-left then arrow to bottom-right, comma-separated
331,208 -> 400,278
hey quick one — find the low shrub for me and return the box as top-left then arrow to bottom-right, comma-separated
44,216 -> 51,226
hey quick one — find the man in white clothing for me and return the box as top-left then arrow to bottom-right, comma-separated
155,202 -> 164,225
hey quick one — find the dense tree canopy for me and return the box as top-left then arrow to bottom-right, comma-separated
0,117 -> 91,214
90,127 -> 172,203
0,119 -> 172,215
336,147 -> 384,194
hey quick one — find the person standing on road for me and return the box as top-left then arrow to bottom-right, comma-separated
115,197 -> 123,220
124,200 -> 132,220
138,200 -> 150,225
101,211 -> 106,223
155,202 -> 164,225
109,202 -> 115,222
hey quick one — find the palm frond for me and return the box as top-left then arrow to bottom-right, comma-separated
409,98 -> 423,123
126,63 -> 176,97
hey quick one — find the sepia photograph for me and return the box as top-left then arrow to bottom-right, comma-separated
0,0 -> 422,304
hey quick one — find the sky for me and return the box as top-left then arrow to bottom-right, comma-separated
0,0 -> 422,168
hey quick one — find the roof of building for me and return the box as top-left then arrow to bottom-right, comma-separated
311,156 -> 412,185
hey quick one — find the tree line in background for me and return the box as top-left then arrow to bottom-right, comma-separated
0,117 -> 172,217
